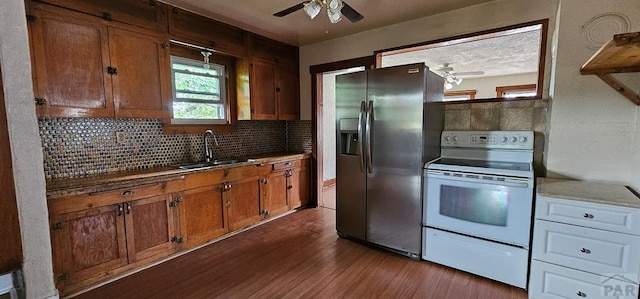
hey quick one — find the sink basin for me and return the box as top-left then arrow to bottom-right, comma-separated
176,158 -> 250,170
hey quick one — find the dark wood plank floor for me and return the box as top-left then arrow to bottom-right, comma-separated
75,208 -> 528,299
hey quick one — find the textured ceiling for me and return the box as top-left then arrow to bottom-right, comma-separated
160,0 -> 497,46
382,29 -> 542,77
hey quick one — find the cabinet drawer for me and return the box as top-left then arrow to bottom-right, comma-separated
529,260 -> 638,299
536,195 -> 640,235
49,182 -> 169,214
532,220 -> 640,283
273,159 -> 302,170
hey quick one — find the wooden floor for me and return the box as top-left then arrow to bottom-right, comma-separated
76,208 -> 527,299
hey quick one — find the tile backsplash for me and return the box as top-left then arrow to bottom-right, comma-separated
39,100 -> 544,179
39,118 -> 315,179
444,99 -> 548,175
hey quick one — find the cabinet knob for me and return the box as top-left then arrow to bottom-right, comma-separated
580,248 -> 591,254
583,213 -> 594,219
576,291 -> 586,297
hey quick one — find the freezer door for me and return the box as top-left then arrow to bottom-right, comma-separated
365,63 -> 428,255
335,71 -> 367,240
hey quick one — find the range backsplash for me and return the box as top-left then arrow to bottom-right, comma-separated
39,118 -> 312,179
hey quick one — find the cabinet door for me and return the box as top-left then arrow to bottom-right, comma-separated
29,6 -> 114,117
108,27 -> 170,119
50,204 -> 127,288
168,7 -> 248,57
34,0 -> 167,32
249,60 -> 278,120
277,66 -> 300,120
261,170 -> 289,218
289,166 -> 310,209
226,178 -> 262,231
124,194 -> 176,263
176,185 -> 228,249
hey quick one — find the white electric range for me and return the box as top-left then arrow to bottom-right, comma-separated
422,130 -> 535,289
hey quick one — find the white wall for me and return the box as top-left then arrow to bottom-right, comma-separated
546,0 -> 640,189
450,72 -> 538,98
299,0 -> 558,120
0,0 -> 57,298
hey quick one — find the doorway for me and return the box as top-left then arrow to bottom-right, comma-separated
310,57 -> 374,209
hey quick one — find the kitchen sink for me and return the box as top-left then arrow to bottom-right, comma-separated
176,158 -> 250,170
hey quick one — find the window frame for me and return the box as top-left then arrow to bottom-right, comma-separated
444,90 -> 477,101
495,84 -> 537,98
170,55 -> 228,125
163,43 -> 240,134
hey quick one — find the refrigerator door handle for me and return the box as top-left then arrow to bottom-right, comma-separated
366,100 -> 374,174
357,100 -> 366,173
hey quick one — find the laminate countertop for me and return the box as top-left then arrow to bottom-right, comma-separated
46,152 -> 310,199
536,177 -> 640,209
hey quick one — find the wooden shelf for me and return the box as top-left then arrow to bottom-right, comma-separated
580,31 -> 640,105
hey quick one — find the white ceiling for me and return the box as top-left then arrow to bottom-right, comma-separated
160,0 -> 497,46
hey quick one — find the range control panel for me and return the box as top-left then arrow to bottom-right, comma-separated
441,131 -> 534,149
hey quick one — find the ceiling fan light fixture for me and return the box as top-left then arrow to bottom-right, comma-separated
444,82 -> 453,90
303,0 -> 323,19
326,0 -> 343,23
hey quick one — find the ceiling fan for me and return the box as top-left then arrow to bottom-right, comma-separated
273,0 -> 364,23
437,63 -> 485,89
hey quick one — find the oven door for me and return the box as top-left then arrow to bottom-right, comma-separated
424,169 -> 533,247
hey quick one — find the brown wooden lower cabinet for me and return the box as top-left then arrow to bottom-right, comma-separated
226,176 -> 262,231
175,184 -> 228,249
49,158 -> 309,295
50,193 -> 177,293
289,165 -> 310,209
261,169 -> 290,218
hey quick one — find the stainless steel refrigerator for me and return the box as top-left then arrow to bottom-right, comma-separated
335,63 -> 444,259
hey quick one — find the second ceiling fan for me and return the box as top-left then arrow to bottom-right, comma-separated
273,0 -> 364,23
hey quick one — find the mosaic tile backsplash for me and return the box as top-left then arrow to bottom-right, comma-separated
39,118 -> 313,179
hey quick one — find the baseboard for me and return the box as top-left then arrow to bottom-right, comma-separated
322,178 -> 336,188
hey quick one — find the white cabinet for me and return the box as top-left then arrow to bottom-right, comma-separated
529,179 -> 640,299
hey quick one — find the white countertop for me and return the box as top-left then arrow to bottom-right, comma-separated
537,177 -> 640,209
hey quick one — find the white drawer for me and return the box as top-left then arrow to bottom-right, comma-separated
529,260 -> 638,299
532,220 -> 640,283
423,227 -> 529,288
536,195 -> 640,235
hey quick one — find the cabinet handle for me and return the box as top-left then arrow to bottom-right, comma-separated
262,209 -> 269,216
261,178 -> 268,184
580,248 -> 591,254
171,236 -> 184,244
287,185 -> 293,190
122,190 -> 133,196
583,213 -> 594,219
225,201 -> 231,208
101,12 -> 112,21
576,291 -> 586,297
34,98 -> 47,106
117,204 -> 123,216
107,66 -> 118,75
126,203 -> 131,214
285,162 -> 292,166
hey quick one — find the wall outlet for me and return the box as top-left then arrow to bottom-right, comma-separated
116,131 -> 126,144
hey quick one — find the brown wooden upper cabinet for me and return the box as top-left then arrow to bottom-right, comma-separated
248,35 -> 300,120
32,0 -> 168,32
168,7 -> 248,58
28,3 -> 170,118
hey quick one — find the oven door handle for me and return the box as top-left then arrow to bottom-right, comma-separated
427,171 -> 532,188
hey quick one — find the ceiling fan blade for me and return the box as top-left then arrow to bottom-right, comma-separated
341,2 -> 364,23
273,2 -> 306,17
452,71 -> 485,76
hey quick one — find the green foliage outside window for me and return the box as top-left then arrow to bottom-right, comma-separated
170,56 -> 227,122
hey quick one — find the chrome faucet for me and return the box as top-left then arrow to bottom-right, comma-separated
204,130 -> 219,163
